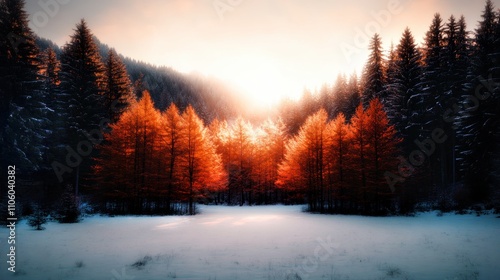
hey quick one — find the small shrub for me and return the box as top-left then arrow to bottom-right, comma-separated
28,208 -> 48,230
131,255 -> 153,269
56,184 -> 80,223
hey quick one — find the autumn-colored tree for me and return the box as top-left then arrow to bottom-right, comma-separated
276,136 -> 306,200
251,118 -> 287,204
180,106 -> 226,214
348,104 -> 368,210
325,113 -> 350,211
208,118 -> 232,204
364,98 -> 400,213
277,109 -> 328,211
158,103 -> 184,211
95,91 -> 162,213
226,117 -> 254,205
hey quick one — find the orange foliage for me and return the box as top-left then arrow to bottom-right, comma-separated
277,98 -> 400,214
94,92 -> 226,214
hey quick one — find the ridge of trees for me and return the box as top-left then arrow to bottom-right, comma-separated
0,0 -> 499,218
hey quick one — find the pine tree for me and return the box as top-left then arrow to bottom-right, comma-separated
60,19 -> 106,189
0,0 -> 50,174
456,0 -> 500,201
332,74 -> 348,117
441,15 -> 470,189
104,48 -> 135,123
61,19 -> 106,142
384,42 -> 398,110
362,33 -> 386,106
41,48 -> 66,171
412,14 -> 445,193
56,184 -> 80,223
345,72 -> 361,120
417,13 -> 445,138
387,28 -> 422,149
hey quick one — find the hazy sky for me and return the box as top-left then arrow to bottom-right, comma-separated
25,0 -> 497,107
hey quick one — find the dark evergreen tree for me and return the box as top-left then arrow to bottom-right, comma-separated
455,0 -> 500,202
332,74 -> 348,117
41,48 -> 67,180
417,13 -> 445,136
384,42 -> 398,103
388,28 -> 422,147
56,184 -> 80,223
318,83 -> 334,118
410,14 -> 445,196
361,33 -> 386,107
345,72 -> 361,120
59,19 -> 106,189
0,0 -> 50,175
441,15 -> 470,189
104,48 -> 135,123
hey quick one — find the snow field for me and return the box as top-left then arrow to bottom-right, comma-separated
0,205 -> 499,279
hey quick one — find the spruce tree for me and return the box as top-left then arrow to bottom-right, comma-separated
411,14 -> 445,193
455,0 -> 500,201
60,19 -> 106,189
104,48 -> 135,123
0,0 -> 50,174
345,72 -> 361,120
361,33 -> 386,107
389,28 -> 422,150
442,15 -> 470,188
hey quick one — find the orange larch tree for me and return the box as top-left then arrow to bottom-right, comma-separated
158,103 -> 184,212
180,105 -> 226,215
325,113 -> 351,212
95,91 -> 162,213
364,98 -> 401,213
348,103 -> 369,211
253,118 -> 287,204
277,109 -> 329,211
228,117 -> 255,205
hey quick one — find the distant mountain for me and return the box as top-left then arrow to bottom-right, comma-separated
35,36 -> 244,123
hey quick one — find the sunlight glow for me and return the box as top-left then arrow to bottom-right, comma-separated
209,54 -> 301,109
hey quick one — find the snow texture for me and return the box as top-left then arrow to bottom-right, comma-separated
1,205 -> 499,279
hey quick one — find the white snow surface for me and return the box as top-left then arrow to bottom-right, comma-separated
1,205 -> 500,280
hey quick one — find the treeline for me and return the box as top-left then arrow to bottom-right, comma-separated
1,0 -> 499,218
0,0 -> 242,218
278,99 -> 399,214
0,0 -> 139,219
95,93 -> 225,215
94,92 -> 289,213
278,1 -> 500,212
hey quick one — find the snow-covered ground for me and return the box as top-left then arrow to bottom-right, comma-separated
1,205 -> 499,280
